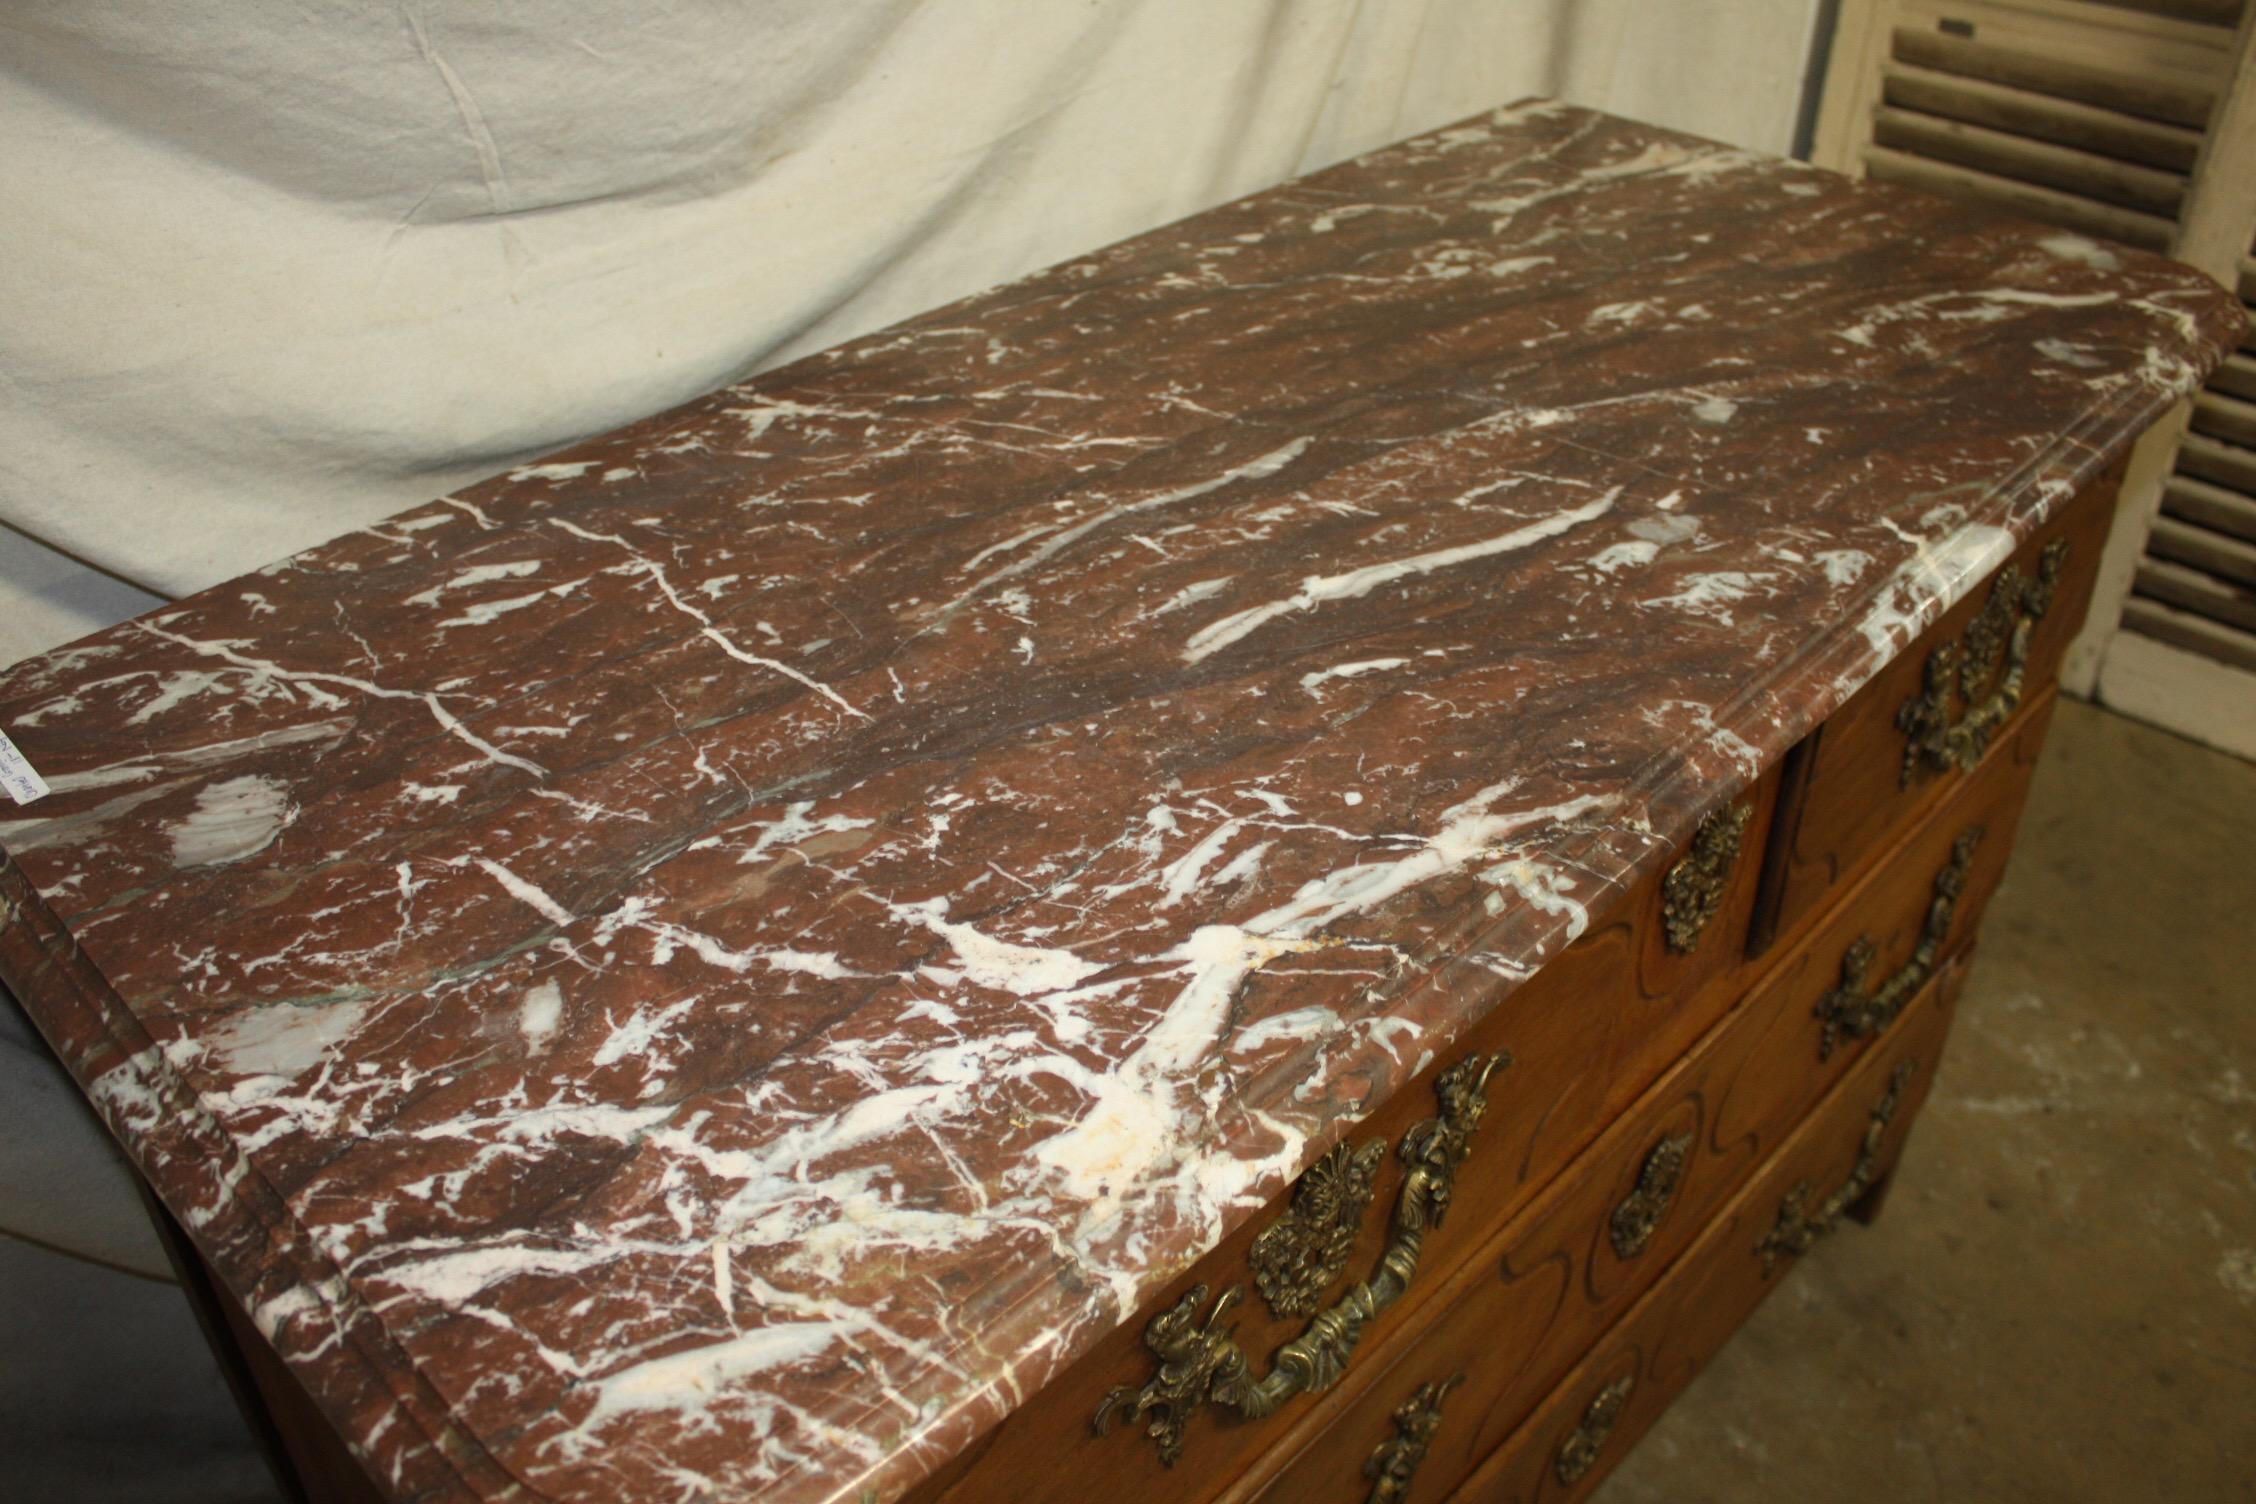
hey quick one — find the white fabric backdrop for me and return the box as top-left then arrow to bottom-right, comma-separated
0,0 -> 1818,669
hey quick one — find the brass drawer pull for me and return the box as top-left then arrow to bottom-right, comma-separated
1554,1374 -> 1634,1486
1609,1130 -> 1691,1261
1895,537 -> 2067,786
1814,827 -> 1982,1060
1363,1373 -> 1465,1503
1661,801 -> 1752,954
1094,1052 -> 1509,1466
1758,1060 -> 1913,1274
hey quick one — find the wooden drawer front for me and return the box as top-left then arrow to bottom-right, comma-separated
1444,955 -> 1967,1503
908,778 -> 1786,1504
1751,460 -> 2119,954
1712,687 -> 2050,1128
1221,705 -> 2041,1504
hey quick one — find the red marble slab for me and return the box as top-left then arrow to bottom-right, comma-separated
0,101 -> 2241,1504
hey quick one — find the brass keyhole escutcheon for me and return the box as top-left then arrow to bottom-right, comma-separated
1555,1374 -> 1634,1486
1609,1130 -> 1691,1261
1363,1372 -> 1465,1503
1662,801 -> 1752,955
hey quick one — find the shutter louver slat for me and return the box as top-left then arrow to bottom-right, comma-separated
1882,62 -> 2205,167
2133,556 -> 2256,632
2161,473 -> 2256,539
1892,26 -> 2217,124
2120,594 -> 2256,668
2210,351 -> 2256,400
1862,144 -> 2178,243
1870,105 -> 2190,211
2146,514 -> 2256,584
2174,428 -> 2256,489
2174,431 -> 2256,494
2189,388 -> 2256,444
2089,0 -> 2245,28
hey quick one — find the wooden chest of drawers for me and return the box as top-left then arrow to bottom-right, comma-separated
0,104 -> 2241,1504
908,490 -> 2079,1504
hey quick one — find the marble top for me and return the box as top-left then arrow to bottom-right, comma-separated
0,101 -> 2240,1504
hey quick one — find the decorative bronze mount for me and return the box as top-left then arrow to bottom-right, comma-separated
1895,537 -> 2067,787
1814,826 -> 1982,1061
1758,1060 -> 1914,1274
1554,1373 -> 1634,1486
1250,1139 -> 1387,1318
1661,801 -> 1752,955
1093,1052 -> 1509,1466
1608,1130 -> 1691,1261
1363,1373 -> 1466,1504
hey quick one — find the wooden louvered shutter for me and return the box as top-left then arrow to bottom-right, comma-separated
1813,0 -> 2256,758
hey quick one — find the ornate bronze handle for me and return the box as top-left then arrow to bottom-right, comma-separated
1814,827 -> 1982,1060
1661,800 -> 1752,954
1896,537 -> 2067,786
1554,1374 -> 1634,1486
1094,1052 -> 1509,1466
1757,1060 -> 1912,1274
1608,1130 -> 1691,1261
1364,1373 -> 1465,1503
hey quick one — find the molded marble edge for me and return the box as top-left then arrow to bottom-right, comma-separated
0,859 -> 522,1501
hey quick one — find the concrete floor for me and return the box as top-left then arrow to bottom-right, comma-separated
4,699 -> 2249,1502
1600,697 -> 2256,1504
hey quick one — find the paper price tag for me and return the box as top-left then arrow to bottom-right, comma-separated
0,731 -> 50,806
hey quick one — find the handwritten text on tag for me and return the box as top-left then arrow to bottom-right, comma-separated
0,732 -> 51,807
